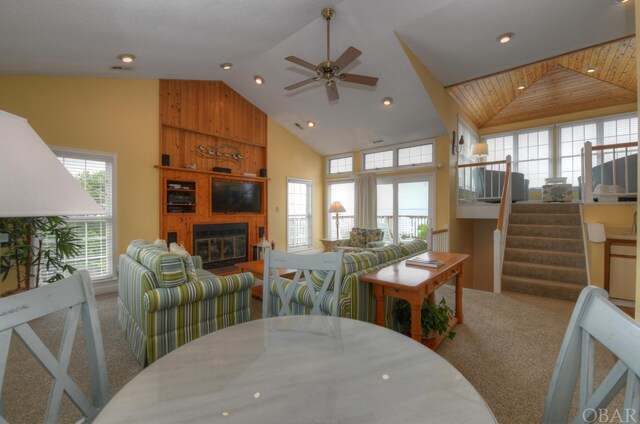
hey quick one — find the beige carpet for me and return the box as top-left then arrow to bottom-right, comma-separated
3,286 -> 617,423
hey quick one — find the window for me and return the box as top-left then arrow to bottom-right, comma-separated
397,144 -> 433,167
287,178 -> 312,250
558,113 -> 638,186
41,148 -> 116,282
484,127 -> 551,188
326,180 -> 354,239
457,119 -> 479,165
363,150 -> 393,170
377,174 -> 435,244
327,155 -> 353,175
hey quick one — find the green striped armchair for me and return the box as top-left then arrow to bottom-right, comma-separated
117,240 -> 254,366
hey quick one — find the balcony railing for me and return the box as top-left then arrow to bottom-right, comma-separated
326,214 -> 430,242
287,215 -> 311,249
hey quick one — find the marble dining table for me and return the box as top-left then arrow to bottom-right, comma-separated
95,315 -> 496,423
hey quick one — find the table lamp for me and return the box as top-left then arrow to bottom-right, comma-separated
470,143 -> 489,159
328,201 -> 346,238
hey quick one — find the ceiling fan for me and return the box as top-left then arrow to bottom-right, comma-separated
284,7 -> 379,101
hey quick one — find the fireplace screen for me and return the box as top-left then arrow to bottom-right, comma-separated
196,236 -> 246,266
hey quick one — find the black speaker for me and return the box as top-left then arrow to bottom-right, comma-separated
258,227 -> 265,238
253,245 -> 259,261
167,232 -> 177,245
162,154 -> 170,166
259,168 -> 267,177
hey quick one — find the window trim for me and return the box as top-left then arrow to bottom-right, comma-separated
286,177 -> 313,251
326,153 -> 354,176
360,139 -> 436,173
50,146 -> 117,282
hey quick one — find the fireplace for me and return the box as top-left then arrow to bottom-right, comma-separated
193,223 -> 248,270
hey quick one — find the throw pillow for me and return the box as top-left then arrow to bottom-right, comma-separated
154,239 -> 168,251
170,242 -> 198,283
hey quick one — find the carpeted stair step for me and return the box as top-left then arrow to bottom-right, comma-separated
501,275 -> 584,301
507,224 -> 582,239
511,203 -> 579,214
504,247 -> 585,268
509,213 -> 581,226
502,261 -> 587,285
506,235 -> 584,252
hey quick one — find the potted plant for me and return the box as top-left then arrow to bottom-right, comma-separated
417,223 -> 429,239
393,297 -> 456,340
0,216 -> 81,295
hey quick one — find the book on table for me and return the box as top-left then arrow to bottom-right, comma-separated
406,257 -> 445,268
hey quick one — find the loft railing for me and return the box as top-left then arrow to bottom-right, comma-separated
581,141 -> 638,203
457,159 -> 510,204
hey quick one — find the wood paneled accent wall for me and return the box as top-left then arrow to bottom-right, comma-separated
159,80 -> 268,258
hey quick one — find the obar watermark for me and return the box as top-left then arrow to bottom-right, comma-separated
583,408 -> 638,423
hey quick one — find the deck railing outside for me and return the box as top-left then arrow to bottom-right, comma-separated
323,215 -> 431,242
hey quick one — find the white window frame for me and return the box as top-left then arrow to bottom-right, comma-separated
326,154 -> 354,176
50,146 -> 117,282
483,125 -> 553,189
457,118 -> 478,166
557,112 -> 638,186
286,178 -> 313,251
361,139 -> 436,173
326,178 -> 355,238
376,173 -> 436,244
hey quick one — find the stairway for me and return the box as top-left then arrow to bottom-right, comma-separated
502,203 -> 587,301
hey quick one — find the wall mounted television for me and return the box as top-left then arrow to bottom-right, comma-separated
211,179 -> 262,213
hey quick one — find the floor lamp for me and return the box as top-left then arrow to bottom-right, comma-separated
328,201 -> 346,239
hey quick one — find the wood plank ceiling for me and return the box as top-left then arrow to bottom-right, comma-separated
446,36 -> 637,129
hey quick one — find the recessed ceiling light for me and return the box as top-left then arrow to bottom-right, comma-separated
517,83 -> 527,90
618,0 -> 629,3
586,66 -> 597,74
220,63 -> 233,70
307,120 -> 315,128
497,33 -> 513,44
254,75 -> 264,85
117,54 -> 136,63
382,97 -> 393,106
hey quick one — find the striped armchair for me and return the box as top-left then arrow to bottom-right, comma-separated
117,240 -> 254,366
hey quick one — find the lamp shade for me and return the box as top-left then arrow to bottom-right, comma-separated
0,110 -> 104,217
470,143 -> 489,158
328,201 -> 346,213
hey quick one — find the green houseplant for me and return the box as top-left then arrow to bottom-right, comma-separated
0,216 -> 81,293
394,297 -> 456,340
417,223 -> 429,239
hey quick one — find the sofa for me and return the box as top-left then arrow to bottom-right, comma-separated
117,239 -> 255,366
264,239 -> 429,325
333,227 -> 385,252
471,168 -> 529,202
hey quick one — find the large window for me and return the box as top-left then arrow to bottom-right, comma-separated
362,140 -> 435,172
363,150 -> 394,170
287,178 -> 313,250
377,174 -> 435,244
484,127 -> 552,188
41,148 -> 116,282
559,113 -> 638,186
327,180 -> 354,239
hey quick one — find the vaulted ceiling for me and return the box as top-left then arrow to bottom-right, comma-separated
446,37 -> 637,129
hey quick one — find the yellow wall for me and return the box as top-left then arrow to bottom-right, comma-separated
636,3 -> 640,320
267,118 -> 325,251
0,76 -> 160,260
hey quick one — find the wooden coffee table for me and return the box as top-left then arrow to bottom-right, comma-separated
360,251 -> 469,350
235,260 -> 297,300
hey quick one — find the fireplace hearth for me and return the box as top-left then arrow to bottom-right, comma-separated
193,223 -> 248,270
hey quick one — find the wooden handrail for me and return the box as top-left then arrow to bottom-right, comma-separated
432,228 -> 448,235
496,160 -> 511,230
592,141 -> 638,151
458,159 -> 507,168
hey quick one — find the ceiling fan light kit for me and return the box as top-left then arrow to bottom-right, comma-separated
284,7 -> 379,101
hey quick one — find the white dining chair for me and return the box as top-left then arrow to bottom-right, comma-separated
543,285 -> 640,424
0,270 -> 110,423
262,249 -> 344,318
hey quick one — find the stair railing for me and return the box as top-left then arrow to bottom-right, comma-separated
427,225 -> 450,252
493,155 -> 512,293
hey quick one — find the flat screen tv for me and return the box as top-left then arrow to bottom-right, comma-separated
211,179 -> 261,213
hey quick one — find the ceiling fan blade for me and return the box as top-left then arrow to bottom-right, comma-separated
284,78 -> 318,91
285,56 -> 318,72
326,82 -> 339,101
340,73 -> 379,86
333,47 -> 362,71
